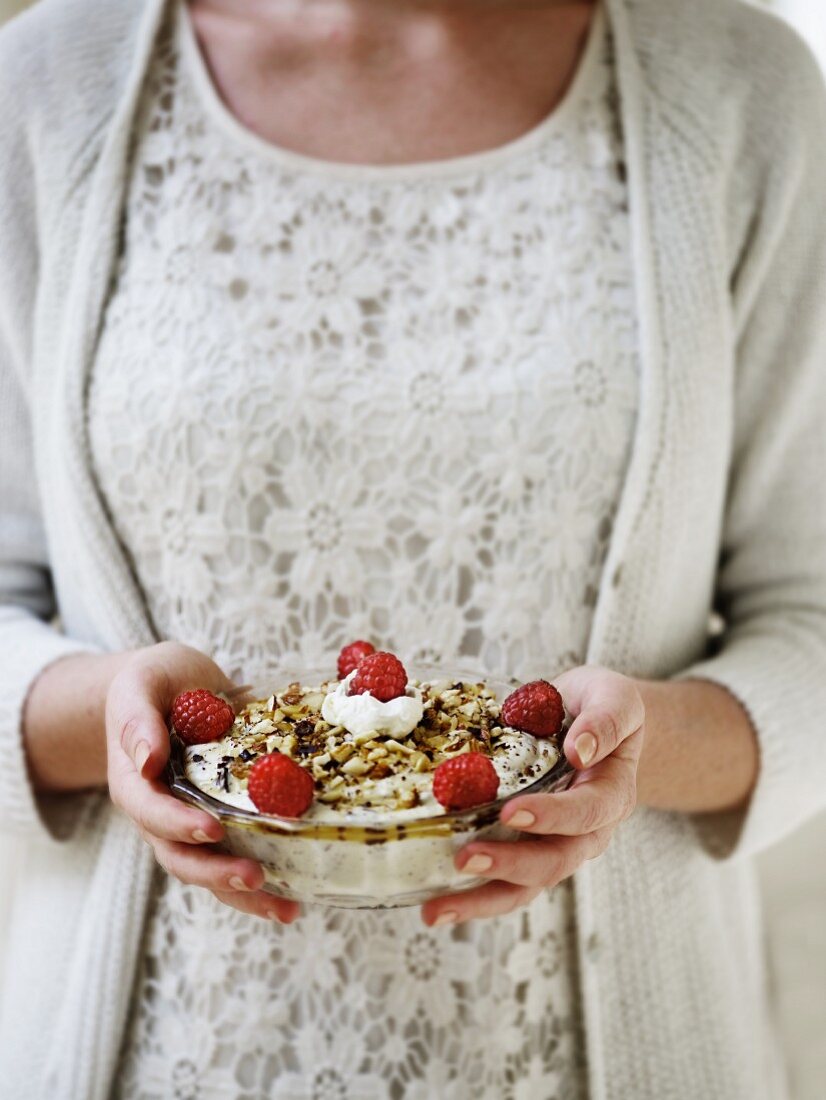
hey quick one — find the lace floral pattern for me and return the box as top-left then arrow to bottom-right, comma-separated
110,886 -> 585,1100
93,3 -> 636,1096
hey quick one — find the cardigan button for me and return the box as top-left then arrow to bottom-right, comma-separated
585,932 -> 602,962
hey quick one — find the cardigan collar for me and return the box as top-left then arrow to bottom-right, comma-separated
39,0 -> 168,652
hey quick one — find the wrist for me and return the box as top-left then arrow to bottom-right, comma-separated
24,649 -> 138,793
634,677 -> 759,814
633,679 -> 662,808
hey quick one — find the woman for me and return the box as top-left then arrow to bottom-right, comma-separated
1,0 -> 825,1096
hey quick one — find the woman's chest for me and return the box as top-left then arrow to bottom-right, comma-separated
92,138 -> 636,477
90,167 -> 638,675
87,22 -> 639,675
92,150 -> 637,509
92,3 -> 634,497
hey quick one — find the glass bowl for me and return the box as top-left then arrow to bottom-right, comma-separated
166,665 -> 575,909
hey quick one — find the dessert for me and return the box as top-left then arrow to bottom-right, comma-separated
166,649 -> 572,908
181,673 -> 561,823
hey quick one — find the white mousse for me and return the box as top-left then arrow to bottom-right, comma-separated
321,671 -> 424,739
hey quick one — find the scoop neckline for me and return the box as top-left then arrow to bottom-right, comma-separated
176,0 -> 606,182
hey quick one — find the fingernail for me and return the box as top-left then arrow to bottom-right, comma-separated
576,732 -> 597,766
192,828 -> 213,843
229,875 -> 251,892
266,909 -> 285,922
135,741 -> 151,777
507,810 -> 536,829
433,911 -> 458,927
463,853 -> 493,875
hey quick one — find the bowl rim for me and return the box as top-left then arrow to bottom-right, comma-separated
165,664 -> 576,841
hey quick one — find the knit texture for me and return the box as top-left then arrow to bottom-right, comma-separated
1,0 -> 825,1097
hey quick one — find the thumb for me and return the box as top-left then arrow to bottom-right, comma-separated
107,667 -> 172,780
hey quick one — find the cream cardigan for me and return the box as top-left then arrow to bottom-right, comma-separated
1,0 -> 825,1097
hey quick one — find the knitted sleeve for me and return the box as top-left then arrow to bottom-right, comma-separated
677,24 -> 826,859
0,20 -> 100,844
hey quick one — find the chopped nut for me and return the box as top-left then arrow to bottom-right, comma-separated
250,719 -> 276,735
342,757 -> 370,776
331,743 -> 355,764
280,734 -> 297,757
318,789 -> 345,803
281,704 -> 307,718
384,739 -> 413,755
352,728 -> 378,745
410,751 -> 430,773
366,746 -> 388,761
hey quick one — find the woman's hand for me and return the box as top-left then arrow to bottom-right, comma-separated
106,641 -> 299,923
421,666 -> 644,926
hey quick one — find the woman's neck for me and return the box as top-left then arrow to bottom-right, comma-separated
187,0 -> 597,164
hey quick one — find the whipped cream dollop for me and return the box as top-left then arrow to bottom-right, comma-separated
321,671 -> 423,739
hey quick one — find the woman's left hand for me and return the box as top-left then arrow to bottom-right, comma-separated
421,666 -> 645,926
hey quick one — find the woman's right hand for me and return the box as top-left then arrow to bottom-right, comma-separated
105,641 -> 299,923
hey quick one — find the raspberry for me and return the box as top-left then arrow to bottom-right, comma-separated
501,680 -> 564,739
170,690 -> 235,745
247,753 -> 315,817
337,639 -> 376,680
432,753 -> 500,810
348,651 -> 408,702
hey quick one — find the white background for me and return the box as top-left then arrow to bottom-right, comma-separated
767,0 -> 826,66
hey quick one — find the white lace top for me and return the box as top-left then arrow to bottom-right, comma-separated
91,2 -> 636,1096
